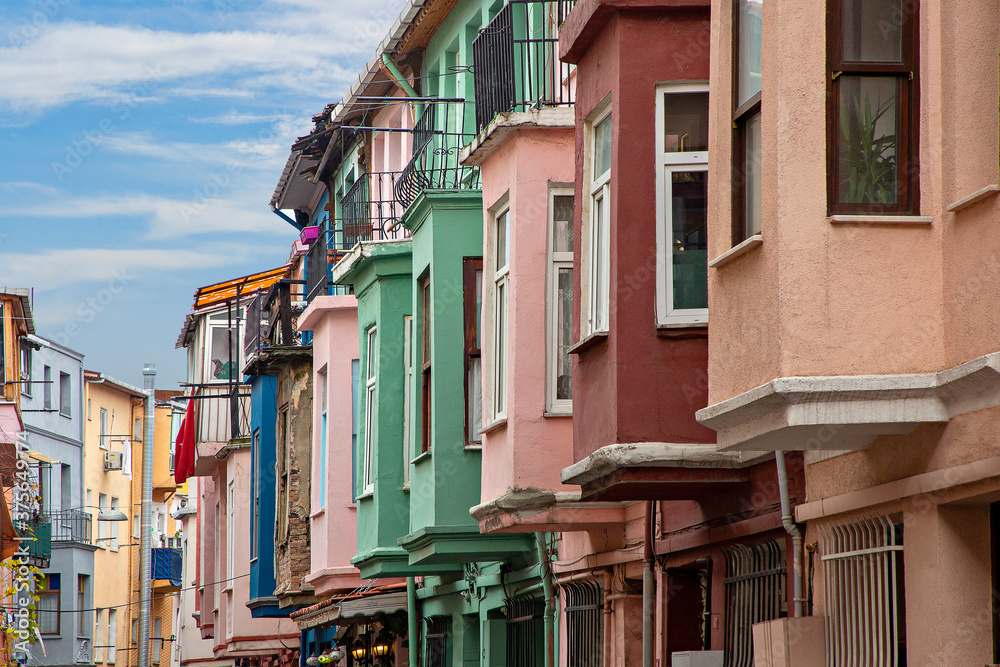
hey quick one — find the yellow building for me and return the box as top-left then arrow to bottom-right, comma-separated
83,372 -> 182,667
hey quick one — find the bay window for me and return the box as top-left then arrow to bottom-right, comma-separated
657,84 -> 709,325
363,326 -> 377,494
493,210 -> 510,420
828,0 -> 917,214
464,258 -> 484,444
421,277 -> 432,453
548,189 -> 574,412
586,107 -> 611,335
402,316 -> 412,485
732,0 -> 763,243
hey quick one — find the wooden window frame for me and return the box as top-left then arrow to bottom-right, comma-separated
420,276 -> 432,453
826,0 -> 919,215
463,258 -> 483,446
39,573 -> 60,636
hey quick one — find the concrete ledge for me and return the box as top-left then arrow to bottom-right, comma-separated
297,294 -> 358,332
829,214 -> 933,225
470,488 -> 626,534
708,234 -> 762,268
460,107 -> 575,166
945,184 -> 999,213
697,350 -> 1000,451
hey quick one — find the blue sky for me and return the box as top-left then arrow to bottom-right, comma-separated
0,0 -> 397,389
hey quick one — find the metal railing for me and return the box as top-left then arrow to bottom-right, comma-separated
192,384 -> 251,443
723,540 -> 785,667
22,518 -> 51,565
505,594 -> 543,667
335,171 -> 411,251
244,283 -> 306,359
472,0 -> 576,132
396,102 -> 481,209
306,229 -> 332,302
244,290 -> 263,358
43,509 -> 93,544
820,516 -> 905,667
564,581 -> 603,667
151,547 -> 183,587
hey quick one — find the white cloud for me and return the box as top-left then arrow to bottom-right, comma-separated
190,110 -> 291,125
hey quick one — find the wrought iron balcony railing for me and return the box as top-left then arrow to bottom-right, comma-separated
189,383 -> 251,444
43,509 -> 93,545
472,0 -> 576,132
336,171 -> 410,250
244,281 -> 307,360
396,101 -> 481,208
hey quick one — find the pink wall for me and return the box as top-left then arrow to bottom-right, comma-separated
298,295 -> 365,596
479,126 -> 578,502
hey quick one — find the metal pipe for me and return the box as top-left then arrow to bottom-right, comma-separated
643,501 -> 655,667
138,364 -> 156,667
603,571 -> 612,667
270,205 -> 303,231
535,532 -> 555,667
381,54 -> 422,117
406,577 -> 419,667
775,452 -> 804,617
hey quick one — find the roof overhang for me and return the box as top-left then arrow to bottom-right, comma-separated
561,443 -> 769,502
291,584 -> 409,631
470,488 -> 627,534
696,350 -> 1000,452
270,152 -> 323,212
0,287 -> 35,336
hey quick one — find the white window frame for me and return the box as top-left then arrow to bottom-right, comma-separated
20,346 -> 30,397
655,82 -> 710,326
402,316 -> 412,486
203,311 -> 243,384
547,186 -> 575,414
97,494 -> 108,545
108,497 -> 119,552
226,481 -> 234,590
362,326 -> 377,495
318,367 -> 328,509
107,609 -> 117,664
584,103 -> 612,336
99,409 -> 109,450
492,208 -> 510,421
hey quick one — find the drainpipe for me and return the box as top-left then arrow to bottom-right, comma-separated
138,365 -> 156,667
603,570 -> 613,667
535,532 -> 555,667
270,204 -> 303,231
775,452 -> 804,617
381,53 -> 422,117
642,501 -> 655,667
407,577 -> 419,667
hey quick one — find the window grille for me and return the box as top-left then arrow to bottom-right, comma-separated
505,594 -> 544,667
423,616 -> 450,667
723,539 -> 785,667
819,515 -> 905,667
565,581 -> 603,667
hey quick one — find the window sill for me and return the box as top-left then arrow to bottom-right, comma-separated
480,418 -> 507,435
411,450 -> 432,465
59,412 -> 71,419
946,184 -> 999,213
309,507 -> 326,519
464,443 -> 483,451
568,331 -> 608,355
709,234 -> 762,268
543,409 -> 572,418
829,215 -> 933,225
656,324 -> 708,340
355,490 -> 374,501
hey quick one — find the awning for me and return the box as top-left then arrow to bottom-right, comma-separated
1,492 -> 18,561
0,403 -> 23,445
27,450 -> 60,465
291,584 -> 408,630
191,266 -> 291,310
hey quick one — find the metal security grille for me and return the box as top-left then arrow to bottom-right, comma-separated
505,594 -> 543,667
819,516 -> 905,667
564,581 -> 603,667
723,540 -> 785,667
423,616 -> 450,667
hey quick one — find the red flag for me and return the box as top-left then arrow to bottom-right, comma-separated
174,399 -> 197,484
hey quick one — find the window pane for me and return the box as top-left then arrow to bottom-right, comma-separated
556,268 -> 573,400
209,327 -> 238,380
671,171 -> 708,310
495,282 -> 506,414
837,76 -> 898,205
496,211 -> 509,270
842,0 -> 902,62
664,92 -> 709,152
744,111 -> 762,236
553,195 -> 574,252
467,357 -> 482,443
593,114 -> 612,179
737,0 -> 763,107
474,269 -> 483,349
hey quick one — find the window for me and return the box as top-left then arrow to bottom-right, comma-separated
464,258 -> 483,445
94,608 -> 104,663
276,408 -> 289,539
657,85 -> 709,325
97,494 -> 108,544
43,365 -> 52,410
131,619 -> 138,645
107,609 -> 117,664
152,617 -> 162,664
732,0 -> 763,243
38,573 -> 60,635
351,359 -> 359,502
205,312 -> 242,382
227,481 -> 234,582
723,539 -> 784,666
59,372 -> 71,416
78,575 -> 89,636
586,108 -> 612,334
134,417 -> 141,441
424,616 -> 451,667
828,0 -> 918,214
100,409 -> 109,450
362,327 -> 377,494
20,346 -> 31,397
402,317 -> 413,486
318,368 -> 327,508
109,497 -> 119,551
505,595 -> 544,667
87,398 -> 92,420
820,515 -> 905,665
548,190 -> 574,412
492,210 -> 509,420
565,581 -> 603,667
251,428 -> 259,560
420,276 -> 432,453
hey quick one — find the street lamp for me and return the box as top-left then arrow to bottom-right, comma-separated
66,506 -> 129,522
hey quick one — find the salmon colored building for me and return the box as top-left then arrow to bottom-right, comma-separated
697,0 -> 1000,663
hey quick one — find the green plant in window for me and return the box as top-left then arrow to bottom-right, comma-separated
839,91 -> 897,204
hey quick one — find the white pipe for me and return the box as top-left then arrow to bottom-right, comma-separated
775,452 -> 804,617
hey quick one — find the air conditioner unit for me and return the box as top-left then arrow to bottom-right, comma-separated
104,451 -> 124,471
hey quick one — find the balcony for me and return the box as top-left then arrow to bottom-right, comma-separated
21,517 -> 51,566
152,547 -> 183,592
43,509 -> 93,545
244,281 -> 309,368
472,0 -> 576,133
189,383 -> 251,445
397,102 -> 481,206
